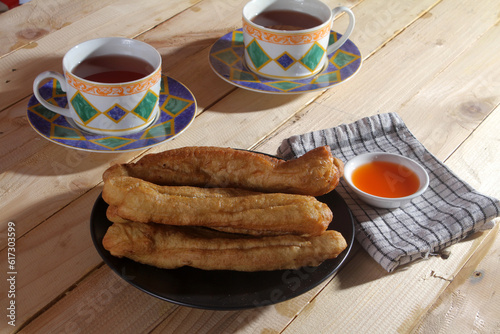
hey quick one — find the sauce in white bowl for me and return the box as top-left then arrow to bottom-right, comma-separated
343,152 -> 429,209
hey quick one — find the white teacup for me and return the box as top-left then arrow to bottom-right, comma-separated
242,0 -> 355,79
33,37 -> 162,136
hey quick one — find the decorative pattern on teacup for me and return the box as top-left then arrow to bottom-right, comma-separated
209,29 -> 362,93
65,68 -> 161,97
70,89 -> 159,128
243,21 -> 330,45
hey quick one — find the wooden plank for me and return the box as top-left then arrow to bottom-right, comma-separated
0,0 -> 201,110
0,186 -> 104,328
6,89 -> 338,330
339,0 -> 440,60
280,229 -> 497,333
0,0 -> 244,240
397,20 -> 500,159
281,100 -> 500,332
442,105 -> 500,197
0,0 -> 118,57
257,0 -> 500,160
139,0 -> 244,72
412,223 -> 500,334
249,1 -> 500,331
2,0 -> 497,333
0,86 -> 320,332
10,0 -> 445,332
412,106 -> 500,333
0,0 -> 357,240
18,265 -> 179,334
0,135 -> 133,239
19,263 -> 333,334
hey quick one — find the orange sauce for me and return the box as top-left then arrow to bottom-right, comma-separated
351,161 -> 420,198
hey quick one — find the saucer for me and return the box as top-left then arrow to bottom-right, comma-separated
209,29 -> 362,94
27,75 -> 196,152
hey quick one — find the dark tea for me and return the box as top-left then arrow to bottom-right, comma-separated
72,54 -> 155,83
251,10 -> 324,30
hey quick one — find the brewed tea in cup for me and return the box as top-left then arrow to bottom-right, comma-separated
242,0 -> 355,79
33,37 -> 162,136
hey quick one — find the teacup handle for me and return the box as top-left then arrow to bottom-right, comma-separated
327,6 -> 355,54
33,71 -> 73,118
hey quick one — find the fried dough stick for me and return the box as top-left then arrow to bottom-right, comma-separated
102,176 -> 332,236
103,146 -> 343,196
107,206 -> 293,236
102,222 -> 347,271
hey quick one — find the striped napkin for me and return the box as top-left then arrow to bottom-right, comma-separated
277,112 -> 500,272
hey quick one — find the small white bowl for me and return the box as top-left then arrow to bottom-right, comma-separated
343,152 -> 429,209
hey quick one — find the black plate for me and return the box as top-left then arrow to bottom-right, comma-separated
90,190 -> 354,310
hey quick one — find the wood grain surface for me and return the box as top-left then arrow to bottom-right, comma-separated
0,0 -> 498,333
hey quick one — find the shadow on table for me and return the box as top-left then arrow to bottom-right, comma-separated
208,89 -> 307,114
4,184 -> 103,239
332,229 -> 492,293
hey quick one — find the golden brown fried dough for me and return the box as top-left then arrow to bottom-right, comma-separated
208,226 -> 292,236
107,206 -> 289,236
106,206 -> 130,224
107,207 -> 289,236
102,176 -> 332,236
102,222 -> 347,271
103,146 -> 343,196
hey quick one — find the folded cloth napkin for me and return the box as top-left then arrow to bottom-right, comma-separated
277,112 -> 500,272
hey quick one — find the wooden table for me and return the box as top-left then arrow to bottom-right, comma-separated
1,0 -> 499,333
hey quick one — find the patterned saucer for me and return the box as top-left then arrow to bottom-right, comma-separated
27,75 -> 196,152
209,29 -> 362,94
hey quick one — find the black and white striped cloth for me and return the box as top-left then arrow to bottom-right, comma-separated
277,112 -> 500,272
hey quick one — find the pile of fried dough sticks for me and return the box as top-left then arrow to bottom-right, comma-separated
102,146 -> 347,272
